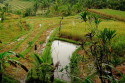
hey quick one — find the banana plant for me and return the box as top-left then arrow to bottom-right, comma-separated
26,53 -> 54,83
0,51 -> 28,82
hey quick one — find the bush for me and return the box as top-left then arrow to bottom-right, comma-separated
26,63 -> 54,83
23,8 -> 33,17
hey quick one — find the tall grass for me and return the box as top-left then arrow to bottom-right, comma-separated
60,20 -> 125,42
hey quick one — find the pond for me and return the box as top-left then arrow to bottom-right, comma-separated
51,40 -> 79,82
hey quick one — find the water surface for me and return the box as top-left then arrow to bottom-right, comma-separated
51,40 -> 79,82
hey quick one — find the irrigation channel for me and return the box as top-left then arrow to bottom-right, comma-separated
51,40 -> 79,82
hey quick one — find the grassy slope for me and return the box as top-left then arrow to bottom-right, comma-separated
61,16 -> 125,42
4,0 -> 34,11
0,0 -> 125,81
92,9 -> 125,18
89,9 -> 125,21
0,15 -> 30,49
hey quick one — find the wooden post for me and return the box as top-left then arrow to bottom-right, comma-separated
35,44 -> 37,50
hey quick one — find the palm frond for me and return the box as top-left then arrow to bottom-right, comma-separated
16,53 -> 25,59
34,53 -> 44,64
20,64 -> 28,72
0,51 -> 14,59
8,60 -> 17,67
7,59 -> 28,72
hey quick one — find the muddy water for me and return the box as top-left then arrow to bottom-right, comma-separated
51,40 -> 79,82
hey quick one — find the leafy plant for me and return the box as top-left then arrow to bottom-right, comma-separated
28,41 -> 33,47
33,1 -> 39,15
23,8 -> 33,17
95,18 -> 101,28
110,55 -> 121,67
26,53 -> 54,83
106,29 -> 116,43
0,51 -> 28,82
81,10 -> 88,22
0,9 -> 5,23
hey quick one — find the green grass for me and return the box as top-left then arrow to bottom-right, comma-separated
0,19 -> 30,50
11,23 -> 33,51
91,9 -> 125,18
21,25 -> 50,55
54,37 -> 81,45
2,74 -> 19,83
60,20 -> 125,42
89,9 -> 125,21
5,0 -> 34,11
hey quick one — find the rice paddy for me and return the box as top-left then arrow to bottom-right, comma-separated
0,0 -> 125,82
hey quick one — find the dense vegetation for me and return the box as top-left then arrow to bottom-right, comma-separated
0,0 -> 125,83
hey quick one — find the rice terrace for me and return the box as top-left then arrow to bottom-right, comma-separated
0,0 -> 125,83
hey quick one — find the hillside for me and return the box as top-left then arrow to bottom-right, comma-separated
0,0 -> 125,83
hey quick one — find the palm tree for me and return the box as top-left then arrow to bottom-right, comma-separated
33,1 -> 39,15
0,51 -> 28,82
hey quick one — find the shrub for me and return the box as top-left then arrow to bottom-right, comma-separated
23,8 -> 33,17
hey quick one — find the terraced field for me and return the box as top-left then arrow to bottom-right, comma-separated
0,14 -> 79,80
60,20 -> 125,41
89,9 -> 125,22
4,0 -> 34,11
0,0 -> 125,82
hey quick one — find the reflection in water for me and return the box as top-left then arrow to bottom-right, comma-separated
51,40 -> 79,82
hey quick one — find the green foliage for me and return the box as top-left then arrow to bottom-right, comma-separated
28,41 -> 33,47
2,74 -> 19,83
44,10 -> 50,16
111,41 -> 125,56
110,55 -> 121,67
39,40 -> 44,45
98,28 -> 116,44
26,63 -> 54,83
4,3 -> 9,12
9,24 -> 13,31
0,51 -> 28,82
33,53 -> 45,65
0,8 -> 5,23
93,15 -> 102,28
0,24 -> 4,30
15,10 -> 22,15
27,53 -> 54,83
33,1 -> 39,15
54,78 -> 66,83
23,8 -> 33,17
83,0 -> 125,11
18,21 -> 24,31
72,0 -> 83,13
81,10 -> 88,22
118,75 -> 125,83
42,27 -> 58,63
106,29 -> 116,43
